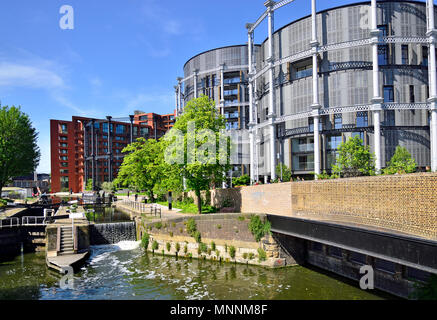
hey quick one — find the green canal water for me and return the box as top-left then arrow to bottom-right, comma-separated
0,241 -> 387,300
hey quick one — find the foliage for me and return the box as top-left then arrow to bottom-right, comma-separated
151,240 -> 159,252
210,241 -> 216,251
154,222 -> 162,230
257,248 -> 267,262
332,136 -> 375,177
0,106 -> 40,195
101,181 -> 115,193
275,163 -> 292,182
184,218 -> 197,235
166,242 -> 171,252
222,198 -> 233,208
175,242 -> 181,253
199,242 -> 208,253
85,179 -> 93,191
229,246 -> 236,259
193,231 -> 202,243
316,170 -> 339,180
248,253 -> 255,260
201,204 -> 217,214
113,138 -> 163,203
248,215 -> 272,242
237,215 -> 245,221
410,275 -> 437,300
242,253 -> 248,260
161,96 -> 230,214
383,146 -> 417,175
184,244 -> 188,254
232,174 -> 250,187
141,233 -> 150,250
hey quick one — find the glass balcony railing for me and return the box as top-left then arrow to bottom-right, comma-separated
292,144 -> 314,153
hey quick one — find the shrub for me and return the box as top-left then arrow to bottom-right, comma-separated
257,248 -> 267,262
225,244 -> 228,252
184,244 -> 188,254
151,240 -> 159,252
222,198 -> 233,208
232,174 -> 250,186
248,215 -> 271,242
172,222 -> 176,228
179,227 -> 183,233
187,253 -> 193,259
154,222 -> 162,230
211,241 -> 216,251
169,231 -> 173,237
201,205 -> 217,214
275,163 -> 292,182
216,224 -> 222,229
237,215 -> 245,221
248,252 -> 255,260
383,146 -> 417,175
229,246 -> 236,259
140,233 -> 150,250
242,252 -> 248,260
184,218 -> 197,235
215,250 -> 220,257
199,242 -> 208,253
193,231 -> 202,243
175,242 -> 180,252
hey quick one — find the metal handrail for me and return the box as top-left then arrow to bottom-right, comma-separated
21,216 -> 47,226
0,217 -> 20,228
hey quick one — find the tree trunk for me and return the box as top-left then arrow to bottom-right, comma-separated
195,189 -> 202,214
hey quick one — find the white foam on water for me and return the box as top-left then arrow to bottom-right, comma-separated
89,241 -> 140,265
114,240 -> 140,251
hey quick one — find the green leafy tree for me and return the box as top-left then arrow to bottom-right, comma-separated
383,146 -> 417,175
162,95 -> 230,214
0,106 -> 40,196
114,138 -> 163,202
275,163 -> 292,182
332,136 -> 375,177
101,181 -> 115,193
85,179 -> 93,191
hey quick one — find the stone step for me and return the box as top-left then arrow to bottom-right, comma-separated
60,250 -> 75,255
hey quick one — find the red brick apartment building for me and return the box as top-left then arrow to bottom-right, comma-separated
50,112 -> 175,193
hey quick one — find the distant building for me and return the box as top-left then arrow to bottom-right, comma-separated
50,113 -> 175,193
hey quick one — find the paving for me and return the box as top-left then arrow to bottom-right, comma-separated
46,252 -> 89,273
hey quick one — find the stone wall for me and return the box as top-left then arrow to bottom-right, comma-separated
137,213 -> 294,268
291,173 -> 437,240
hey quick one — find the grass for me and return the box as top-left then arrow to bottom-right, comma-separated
156,201 -> 198,214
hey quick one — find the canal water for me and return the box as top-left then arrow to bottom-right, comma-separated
0,241 -> 388,300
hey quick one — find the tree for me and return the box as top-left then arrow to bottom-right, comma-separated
162,95 -> 230,214
332,136 -> 375,178
101,181 -> 115,193
233,174 -> 250,186
275,163 -> 292,182
0,106 -> 40,196
114,138 -> 163,202
85,179 -> 93,191
383,146 -> 417,175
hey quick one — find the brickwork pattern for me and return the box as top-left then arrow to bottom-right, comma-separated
291,173 -> 437,240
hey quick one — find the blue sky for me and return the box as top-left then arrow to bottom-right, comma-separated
0,0 -> 370,173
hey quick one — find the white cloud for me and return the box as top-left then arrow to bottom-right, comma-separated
0,62 -> 64,89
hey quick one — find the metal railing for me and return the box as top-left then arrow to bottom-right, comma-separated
21,216 -> 48,226
121,199 -> 161,218
0,217 -> 20,228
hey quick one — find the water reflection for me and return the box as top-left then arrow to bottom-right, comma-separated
0,242 -> 387,300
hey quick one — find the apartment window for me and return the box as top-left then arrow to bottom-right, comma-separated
60,176 -> 69,190
409,85 -> 415,103
139,115 -> 148,121
60,136 -> 68,141
383,85 -> 394,103
295,64 -> 312,79
292,154 -> 314,171
422,46 -> 428,66
102,123 -> 108,133
334,114 -> 342,129
140,127 -> 149,136
385,111 -> 395,126
60,156 -> 68,161
60,169 -> 69,174
60,143 -> 68,148
401,45 -> 409,65
378,25 -> 388,37
61,162 -> 68,167
60,124 -> 68,134
116,124 -> 126,134
60,149 -> 68,154
356,112 -> 368,127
